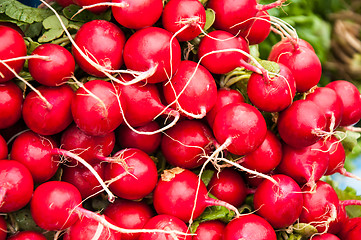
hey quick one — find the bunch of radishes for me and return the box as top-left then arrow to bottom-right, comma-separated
1,0 -> 361,239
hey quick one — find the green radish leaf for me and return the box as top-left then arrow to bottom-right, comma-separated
62,4 -> 112,22
38,15 -> 68,42
203,8 -> 215,31
339,130 -> 361,156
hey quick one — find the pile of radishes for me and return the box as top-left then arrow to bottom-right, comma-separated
1,0 -> 361,239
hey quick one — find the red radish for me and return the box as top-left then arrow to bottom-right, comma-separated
300,181 -> 340,233
212,102 -> 267,156
62,162 -> 105,199
0,81 -> 23,129
73,0 -> 109,13
10,131 -> 59,183
253,174 -> 303,229
112,0 -> 163,29
161,120 -> 215,169
238,10 -> 271,45
0,160 -> 33,213
104,199 -> 154,240
326,80 -> 361,126
28,43 -> 75,87
162,0 -> 206,42
104,148 -> 158,200
324,136 -> 347,176
277,140 -> 329,188
0,134 -> 7,160
0,25 -> 27,83
54,0 -> 73,7
7,231 -> 47,240
123,27 -> 181,84
22,84 -> 74,136
207,168 -> 248,207
193,220 -> 225,240
306,87 -> 344,131
116,75 -> 179,127
138,214 -> 191,240
247,62 -> 296,112
162,60 -> 218,118
63,215 -> 120,240
269,38 -> 315,59
0,215 -> 7,240
116,121 -> 162,154
309,234 -> 340,240
71,79 -> 125,136
60,123 -> 116,164
241,130 -> 282,173
153,167 -> 241,222
72,20 -> 126,77
206,88 -> 245,127
198,30 -> 263,75
223,214 -> 277,240
268,41 -> 322,93
277,99 -> 327,148
338,217 -> 361,240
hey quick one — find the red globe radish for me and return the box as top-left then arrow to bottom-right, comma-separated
123,27 -> 181,84
0,25 -> 27,83
238,10 -> 271,45
28,43 -> 75,87
193,220 -> 225,240
309,234 -> 340,240
73,0 -> 109,13
162,60 -> 217,118
7,231 -> 47,240
268,37 -> 315,61
277,99 -> 327,148
326,80 -> 361,126
0,214 -> 7,240
0,81 -> 23,129
338,217 -> 361,240
161,120 -> 215,169
71,79 -> 125,136
116,121 -> 162,154
153,167 -> 241,222
0,160 -> 33,213
0,134 -> 7,160
22,84 -> 74,136
247,62 -> 296,112
162,0 -> 206,42
223,214 -> 277,240
253,174 -> 303,229
72,20 -> 126,77
207,168 -> 248,208
104,148 -> 158,200
104,199 -> 154,240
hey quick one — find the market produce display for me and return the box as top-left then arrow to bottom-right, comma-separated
1,0 -> 361,239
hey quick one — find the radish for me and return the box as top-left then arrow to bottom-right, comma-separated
0,215 -> 7,240
206,88 -> 245,127
268,38 -> 315,59
161,120 -> 215,169
62,162 -> 105,199
60,123 -> 116,164
223,214 -> 277,240
72,20 -> 126,77
104,148 -> 158,200
277,99 -> 327,148
326,80 -> 361,126
207,168 -> 248,208
193,220 -> 225,240
116,75 -> 179,127
0,81 -> 23,129
212,102 -> 267,156
253,174 -> 303,229
123,27 -> 181,84
338,217 -> 361,240
0,160 -> 33,213
116,121 -> 162,154
28,43 -> 75,87
0,135 -> 7,160
0,25 -> 27,83
162,0 -> 206,42
153,167 -> 241,222
277,140 -> 329,188
207,0 -> 285,35
7,231 -> 47,240
268,39 -> 322,93
22,84 -> 74,136
138,214 -> 191,240
309,234 -> 340,240
306,87 -> 344,131
10,131 -> 59,183
238,10 -> 271,45
71,79 -> 125,136
72,0 -> 109,14
162,60 -> 217,118
247,62 -> 296,112
104,199 -> 154,240
241,130 -> 282,173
